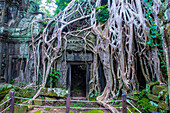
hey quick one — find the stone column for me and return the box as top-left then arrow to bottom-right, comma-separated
8,56 -> 12,83
0,41 -> 2,77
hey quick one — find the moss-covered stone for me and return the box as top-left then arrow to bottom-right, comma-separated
45,97 -> 56,105
0,93 -> 10,111
40,88 -> 68,97
149,81 -> 160,87
147,93 -> 159,102
33,98 -> 43,106
158,101 -> 168,110
146,82 -> 160,93
158,87 -> 168,99
0,84 -> 13,99
14,105 -> 28,113
127,95 -> 139,101
13,86 -> 20,91
69,110 -> 75,113
146,84 -> 151,93
15,87 -> 36,98
152,85 -> 166,95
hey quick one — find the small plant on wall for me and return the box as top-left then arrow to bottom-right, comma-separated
49,70 -> 61,88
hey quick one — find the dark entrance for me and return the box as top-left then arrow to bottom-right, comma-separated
71,65 -> 86,97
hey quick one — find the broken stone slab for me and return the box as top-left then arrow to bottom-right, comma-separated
147,93 -> 160,102
152,85 -> 166,95
15,87 -> 36,98
39,88 -> 68,97
146,81 -> 160,93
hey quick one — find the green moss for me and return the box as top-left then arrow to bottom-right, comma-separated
158,101 -> 168,110
0,93 -> 10,110
149,81 -> 160,86
159,87 -> 168,99
14,105 -> 28,113
13,86 -> 20,91
44,107 -> 51,111
33,97 -> 43,106
152,85 -> 166,95
69,111 -> 75,113
137,98 -> 158,112
0,84 -> 13,99
127,94 -> 139,101
16,87 -> 36,98
34,111 -> 41,113
82,110 -> 104,113
147,93 -> 160,102
40,88 -> 68,97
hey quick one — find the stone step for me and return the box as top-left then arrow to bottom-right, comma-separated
71,97 -> 87,100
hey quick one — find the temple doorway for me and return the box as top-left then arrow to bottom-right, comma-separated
71,65 -> 86,97
67,62 -> 90,98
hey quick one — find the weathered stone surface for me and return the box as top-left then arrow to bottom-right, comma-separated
147,93 -> 160,102
66,52 -> 93,61
45,97 -> 56,105
146,82 -> 160,93
158,87 -> 168,99
158,101 -> 168,110
0,84 -> 13,99
152,85 -> 166,95
127,95 -> 139,101
149,82 -> 160,87
40,88 -> 68,97
33,97 -> 43,106
15,87 -> 36,98
14,105 -> 28,113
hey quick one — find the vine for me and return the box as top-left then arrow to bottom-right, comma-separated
145,0 -> 168,77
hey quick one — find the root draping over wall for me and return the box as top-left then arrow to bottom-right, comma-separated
30,0 -> 169,112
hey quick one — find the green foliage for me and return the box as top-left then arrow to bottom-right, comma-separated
144,0 -> 168,77
131,90 -> 158,112
54,0 -> 72,14
96,4 -> 109,23
39,0 -> 71,17
89,91 -> 99,99
49,70 -> 61,86
10,79 -> 15,84
137,98 -> 157,112
46,0 -> 52,3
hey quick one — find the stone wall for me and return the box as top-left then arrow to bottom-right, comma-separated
0,0 -> 42,84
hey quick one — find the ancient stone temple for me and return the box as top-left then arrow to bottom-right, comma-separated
0,0 -> 43,84
0,0 -> 106,98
